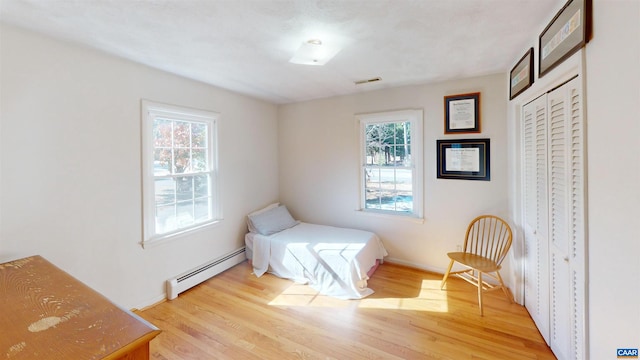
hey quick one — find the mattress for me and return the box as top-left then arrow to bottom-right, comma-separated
245,222 -> 387,299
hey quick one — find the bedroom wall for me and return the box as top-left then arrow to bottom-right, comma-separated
0,24 -> 279,309
277,74 -> 510,278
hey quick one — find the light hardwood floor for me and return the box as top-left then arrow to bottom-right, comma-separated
138,261 -> 555,360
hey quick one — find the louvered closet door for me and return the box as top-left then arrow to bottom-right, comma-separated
547,82 -> 572,359
522,94 -> 550,344
521,76 -> 586,360
567,78 -> 586,360
547,76 -> 587,360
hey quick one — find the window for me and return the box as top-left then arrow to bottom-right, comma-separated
141,100 -> 221,246
357,109 -> 423,218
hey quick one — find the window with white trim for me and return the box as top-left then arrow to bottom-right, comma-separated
357,109 -> 423,218
141,100 -> 221,246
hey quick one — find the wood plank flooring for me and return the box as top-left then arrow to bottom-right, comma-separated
138,261 -> 555,360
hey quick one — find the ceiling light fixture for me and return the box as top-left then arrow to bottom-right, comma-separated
289,38 -> 340,66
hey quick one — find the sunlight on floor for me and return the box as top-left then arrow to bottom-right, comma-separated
268,279 -> 448,312
358,279 -> 448,312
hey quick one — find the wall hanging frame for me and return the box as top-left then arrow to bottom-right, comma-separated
539,0 -> 593,77
510,48 -> 534,100
444,92 -> 480,134
437,138 -> 490,181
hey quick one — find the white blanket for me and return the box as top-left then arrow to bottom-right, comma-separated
246,222 -> 387,299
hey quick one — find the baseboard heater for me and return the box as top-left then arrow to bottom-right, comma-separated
166,247 -> 246,300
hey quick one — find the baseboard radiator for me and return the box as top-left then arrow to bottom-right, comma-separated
166,247 -> 246,300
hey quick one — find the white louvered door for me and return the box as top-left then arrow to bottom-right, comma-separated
521,76 -> 586,360
566,79 -> 586,360
547,82 -> 572,359
522,94 -> 550,344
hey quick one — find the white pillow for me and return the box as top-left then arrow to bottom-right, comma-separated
247,203 -> 279,233
248,205 -> 298,236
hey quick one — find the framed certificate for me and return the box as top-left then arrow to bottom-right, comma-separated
444,92 -> 480,134
539,0 -> 592,77
437,138 -> 490,181
510,48 -> 534,100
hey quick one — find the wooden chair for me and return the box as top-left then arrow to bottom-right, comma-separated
440,215 -> 513,315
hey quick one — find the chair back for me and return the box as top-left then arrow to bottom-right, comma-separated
463,215 -> 513,265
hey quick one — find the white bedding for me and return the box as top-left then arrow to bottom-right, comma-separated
246,222 -> 388,299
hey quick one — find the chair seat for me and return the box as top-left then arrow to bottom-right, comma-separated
446,252 -> 501,273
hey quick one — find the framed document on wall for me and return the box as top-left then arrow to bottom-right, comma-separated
510,48 -> 534,100
444,92 -> 480,134
437,138 -> 490,181
539,0 -> 592,77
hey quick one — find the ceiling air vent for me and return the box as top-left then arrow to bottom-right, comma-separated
354,77 -> 381,85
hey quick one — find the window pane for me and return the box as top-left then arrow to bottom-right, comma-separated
176,176 -> 194,201
153,149 -> 172,176
155,177 -> 176,205
192,122 -> 207,148
153,119 -> 172,147
395,168 -> 413,212
192,149 -> 207,171
173,121 -> 191,148
156,204 -> 176,234
365,167 -> 380,187
365,188 -> 381,210
405,122 -> 412,146
175,201 -> 195,227
194,174 -> 209,198
174,149 -> 190,173
194,198 -> 211,222
381,123 -> 394,144
364,168 -> 381,210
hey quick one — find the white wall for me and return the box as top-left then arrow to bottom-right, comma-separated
278,74 -> 510,277
0,24 -> 279,309
585,0 -> 640,357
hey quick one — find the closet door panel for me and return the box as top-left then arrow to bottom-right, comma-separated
547,76 -> 586,360
567,78 -> 587,360
522,95 -> 550,343
547,82 -> 571,359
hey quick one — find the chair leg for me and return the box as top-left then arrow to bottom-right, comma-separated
440,259 -> 455,289
495,271 -> 513,303
477,271 -> 484,316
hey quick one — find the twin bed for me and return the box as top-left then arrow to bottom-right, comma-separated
245,204 -> 387,299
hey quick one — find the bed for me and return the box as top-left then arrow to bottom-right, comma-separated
245,204 -> 388,299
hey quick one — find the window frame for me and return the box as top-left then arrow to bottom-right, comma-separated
356,109 -> 424,220
141,100 -> 222,247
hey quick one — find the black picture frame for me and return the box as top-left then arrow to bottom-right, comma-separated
539,0 -> 592,77
444,92 -> 480,134
437,138 -> 490,181
510,48 -> 534,100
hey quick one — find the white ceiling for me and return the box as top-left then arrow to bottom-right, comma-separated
0,0 -> 559,104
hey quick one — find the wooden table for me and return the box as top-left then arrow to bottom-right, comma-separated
0,255 -> 161,359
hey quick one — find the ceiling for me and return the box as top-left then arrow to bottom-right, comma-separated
0,0 -> 559,104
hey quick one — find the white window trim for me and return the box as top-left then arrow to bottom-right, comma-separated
141,100 -> 222,248
356,109 -> 424,219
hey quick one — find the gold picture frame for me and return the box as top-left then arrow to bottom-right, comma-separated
444,92 -> 480,134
